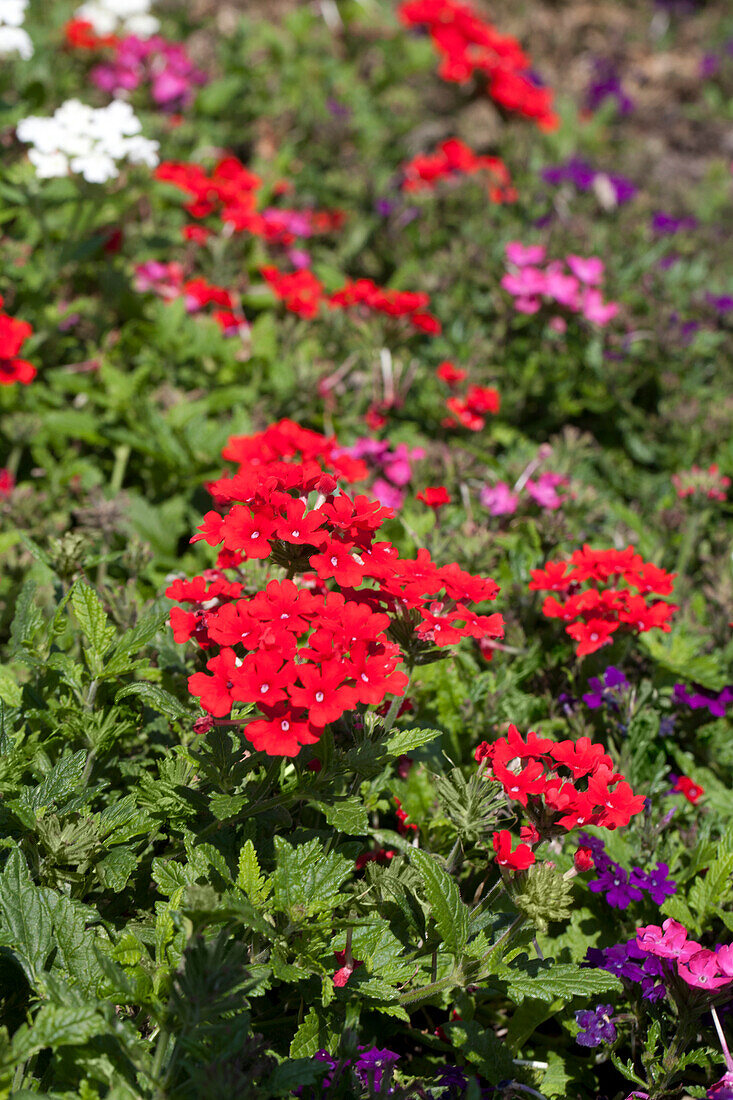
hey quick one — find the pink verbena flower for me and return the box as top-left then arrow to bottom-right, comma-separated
678,948 -> 731,991
636,918 -> 690,959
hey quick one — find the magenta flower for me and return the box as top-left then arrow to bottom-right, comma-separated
505,241 -> 546,266
678,949 -> 731,991
636,919 -> 689,959
581,288 -> 619,326
480,482 -> 519,516
567,254 -> 605,285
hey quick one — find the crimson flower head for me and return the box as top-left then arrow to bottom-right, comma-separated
492,829 -> 535,871
171,419 -> 502,757
531,545 -> 677,657
674,775 -> 704,804
436,360 -> 467,385
480,723 -> 645,837
0,308 -> 36,386
417,486 -> 451,509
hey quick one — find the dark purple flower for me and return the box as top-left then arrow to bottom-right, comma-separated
326,98 -> 351,119
541,157 -> 636,205
659,716 -> 676,736
651,211 -> 698,234
589,861 -> 643,909
706,294 -> 733,314
575,1004 -> 617,1047
658,254 -> 681,271
587,59 -> 634,115
674,683 -> 733,718
375,198 -> 394,217
631,863 -> 677,905
700,53 -> 721,79
604,666 -> 629,690
582,676 -> 605,709
355,1047 -> 400,1092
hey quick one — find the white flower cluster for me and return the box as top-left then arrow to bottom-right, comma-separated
74,0 -> 159,38
17,99 -> 159,183
0,0 -> 33,60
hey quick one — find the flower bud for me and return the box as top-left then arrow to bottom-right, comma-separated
574,846 -> 594,872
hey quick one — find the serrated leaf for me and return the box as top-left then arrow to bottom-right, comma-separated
268,1060 -> 323,1095
110,604 -> 168,660
0,849 -> 52,987
10,1005 -> 105,1062
237,840 -> 271,906
316,796 -> 368,835
71,580 -> 115,669
411,848 -> 469,954
9,579 -> 44,656
272,838 -> 351,919
0,666 -> 21,707
386,726 -> 442,757
507,963 -> 622,1004
289,1007 -> 334,1058
541,1050 -> 573,1098
97,848 -> 137,892
115,681 -> 187,718
688,852 -> 733,932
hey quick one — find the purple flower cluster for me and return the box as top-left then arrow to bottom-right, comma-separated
541,157 -> 636,205
586,59 -> 634,116
580,833 -> 676,910
575,1003 -> 617,1047
709,1071 -> 733,1100
91,35 -> 207,110
585,939 -> 667,1002
706,294 -> 733,316
673,683 -> 733,719
301,1046 -> 400,1095
344,438 -> 425,510
582,665 -> 629,710
651,211 -> 698,235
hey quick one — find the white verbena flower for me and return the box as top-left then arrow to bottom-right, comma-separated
0,0 -> 28,28
17,98 -> 159,183
0,0 -> 32,57
0,24 -> 32,57
74,0 -> 159,38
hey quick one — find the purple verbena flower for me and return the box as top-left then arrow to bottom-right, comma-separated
589,860 -> 643,909
630,863 -> 677,905
575,1004 -> 617,1047
355,1047 -> 400,1092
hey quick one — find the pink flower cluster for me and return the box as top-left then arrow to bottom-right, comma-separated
501,242 -> 619,327
91,35 -> 207,109
481,471 -> 566,516
342,438 -> 425,510
637,918 -> 733,992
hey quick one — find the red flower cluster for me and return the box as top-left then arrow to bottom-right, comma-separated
261,267 -> 442,334
154,157 -> 344,243
398,0 -> 558,131
674,776 -> 704,805
529,545 -> 677,656
261,266 -> 325,319
169,419 -> 503,755
476,724 -> 646,869
0,299 -> 36,386
401,137 -> 516,203
441,377 -> 500,431
64,19 -> 119,50
436,361 -> 467,386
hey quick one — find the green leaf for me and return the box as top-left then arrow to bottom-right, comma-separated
9,579 -> 44,656
268,1059 -> 323,1095
0,849 -> 52,987
315,796 -> 369,835
96,848 -> 138,892
71,579 -> 115,670
109,604 -> 169,663
272,838 -> 351,919
410,849 -> 469,954
289,1007 -> 333,1058
237,840 -> 271,906
11,1004 -> 105,1062
541,1051 -> 573,1098
446,1020 -> 515,1085
688,851 -> 733,932
386,726 -> 442,757
115,681 -> 187,718
506,963 -> 622,1004
0,666 -> 21,707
